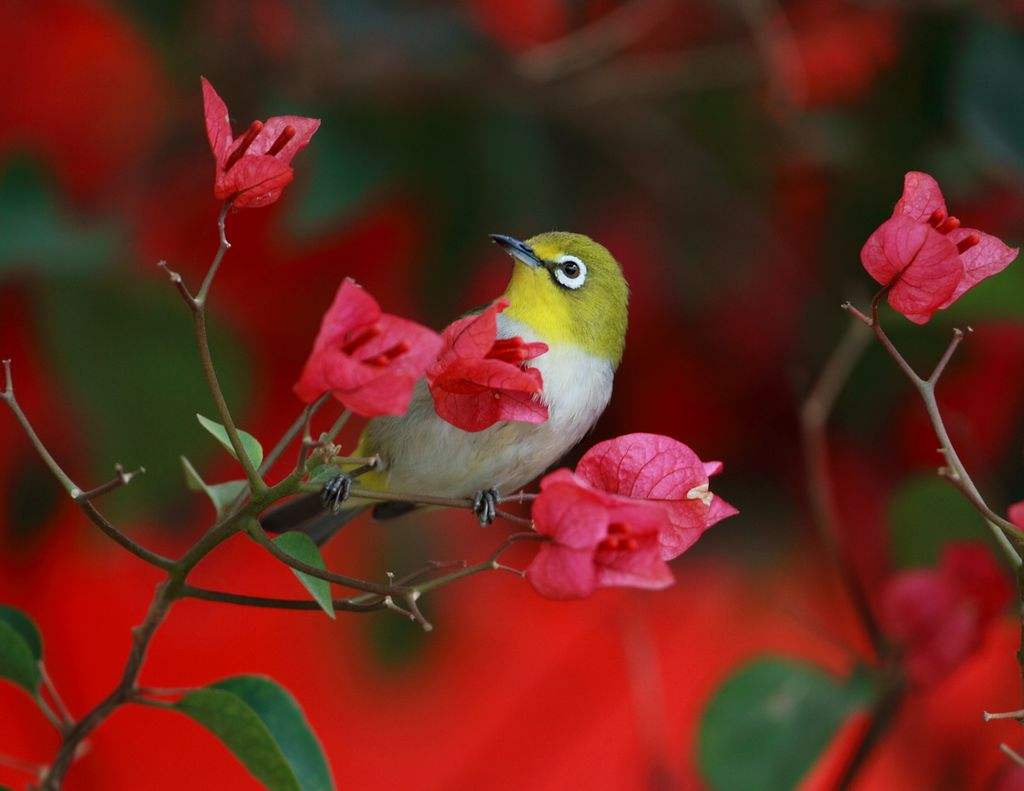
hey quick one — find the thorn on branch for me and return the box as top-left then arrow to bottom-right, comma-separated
929,325 -> 971,385
841,301 -> 872,326
492,561 -> 526,578
74,464 -> 146,502
157,260 -> 198,311
985,709 -> 1024,722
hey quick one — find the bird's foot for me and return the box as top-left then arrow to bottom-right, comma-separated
473,488 -> 499,526
321,474 -> 353,514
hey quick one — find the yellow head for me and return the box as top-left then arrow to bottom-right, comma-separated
492,232 -> 629,367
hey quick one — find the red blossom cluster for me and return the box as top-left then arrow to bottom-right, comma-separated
861,172 -> 1019,323
879,543 -> 1011,687
427,298 -> 549,431
528,434 -> 737,599
202,78 -> 320,208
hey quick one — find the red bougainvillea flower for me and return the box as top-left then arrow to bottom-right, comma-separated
294,278 -> 442,417
1009,500 -> 1024,530
861,172 -> 1018,324
202,77 -> 320,208
526,469 -> 674,599
879,543 -> 1011,686
574,433 -> 738,560
426,298 -> 548,432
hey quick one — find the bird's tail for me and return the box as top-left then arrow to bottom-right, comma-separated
261,492 -> 369,546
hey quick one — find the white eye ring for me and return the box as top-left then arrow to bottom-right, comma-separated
553,254 -> 587,289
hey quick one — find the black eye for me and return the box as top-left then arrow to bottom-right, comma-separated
561,261 -> 580,278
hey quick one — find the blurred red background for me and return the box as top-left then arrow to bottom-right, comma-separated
3,0 -> 1024,788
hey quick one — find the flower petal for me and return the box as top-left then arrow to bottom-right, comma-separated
534,470 -> 610,547
576,433 -> 706,501
940,229 -> 1019,307
215,154 -> 293,208
526,544 -> 598,599
893,171 -> 946,224
251,115 -> 321,164
201,77 -> 233,164
861,215 -> 962,324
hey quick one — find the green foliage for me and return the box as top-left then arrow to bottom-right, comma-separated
272,532 -> 336,619
0,159 -> 117,276
176,675 -> 334,791
180,456 -> 246,517
0,605 -> 42,694
197,413 -> 264,469
955,19 -> 1024,175
698,657 -> 874,791
888,475 -> 988,567
40,276 -> 251,514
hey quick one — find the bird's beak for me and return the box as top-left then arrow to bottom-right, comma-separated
490,234 -> 544,268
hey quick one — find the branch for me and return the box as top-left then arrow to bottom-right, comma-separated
843,301 -> 1024,564
800,317 -> 884,658
40,661 -> 74,726
260,394 -> 329,477
74,463 -> 145,502
2,360 -> 174,571
246,519 -> 403,596
159,204 -> 267,497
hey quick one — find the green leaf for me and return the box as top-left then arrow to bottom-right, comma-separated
0,606 -> 42,694
698,657 -> 875,791
181,456 -> 246,517
888,475 -> 989,568
0,605 -> 42,661
954,19 -> 1024,175
176,675 -> 334,791
272,533 -> 335,619
197,414 -> 264,469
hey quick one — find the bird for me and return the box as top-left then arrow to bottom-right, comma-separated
263,232 -> 629,544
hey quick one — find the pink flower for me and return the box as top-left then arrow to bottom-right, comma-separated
879,543 -> 1011,687
426,298 -> 548,432
294,278 -> 442,417
861,172 -> 1018,323
1009,500 -> 1024,530
202,77 -> 320,208
574,433 -> 738,560
526,470 -> 674,599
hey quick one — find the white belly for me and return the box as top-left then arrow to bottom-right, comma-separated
366,316 -> 614,497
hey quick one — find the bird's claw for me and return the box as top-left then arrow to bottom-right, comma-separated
473,488 -> 499,526
321,474 -> 353,514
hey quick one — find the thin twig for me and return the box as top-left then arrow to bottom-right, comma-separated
246,519 -> 401,596
0,751 -> 44,778
844,300 -> 1024,561
2,361 -> 175,571
160,204 -> 267,496
260,394 -> 329,477
1001,743 -> 1024,768
39,661 -> 73,726
74,463 -> 146,502
984,709 -> 1024,722
800,317 -> 884,658
197,203 -> 233,304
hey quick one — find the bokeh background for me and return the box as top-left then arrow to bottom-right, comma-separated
3,0 -> 1024,788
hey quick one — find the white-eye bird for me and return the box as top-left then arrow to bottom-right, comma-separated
264,232 -> 629,542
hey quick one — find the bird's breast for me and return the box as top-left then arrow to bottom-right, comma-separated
364,315 -> 615,498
